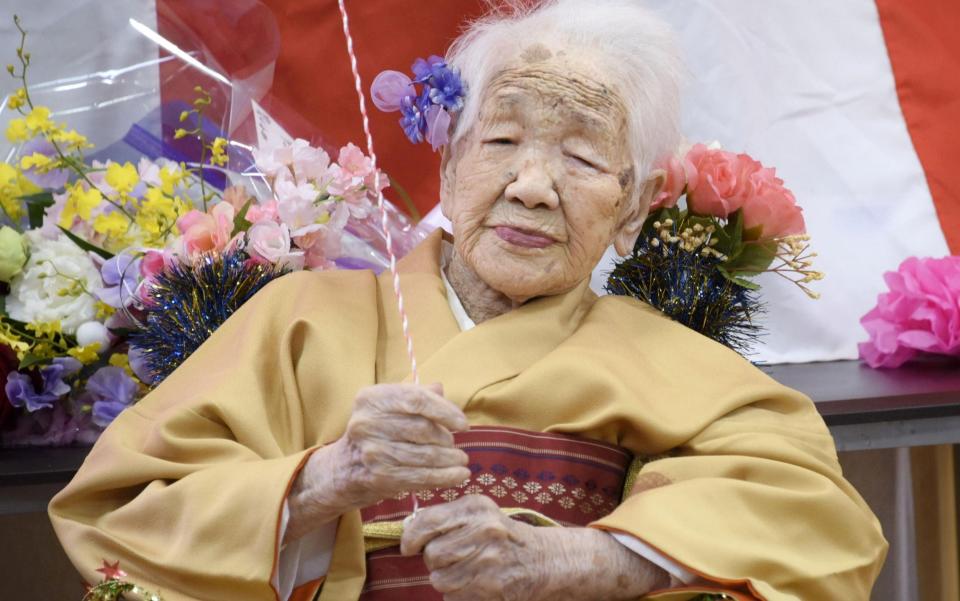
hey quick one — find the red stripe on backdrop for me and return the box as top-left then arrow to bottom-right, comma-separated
158,0 -> 485,219
876,0 -> 960,254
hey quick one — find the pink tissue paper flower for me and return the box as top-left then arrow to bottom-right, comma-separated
859,255 -> 960,368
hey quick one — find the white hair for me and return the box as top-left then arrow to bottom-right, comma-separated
446,0 -> 684,184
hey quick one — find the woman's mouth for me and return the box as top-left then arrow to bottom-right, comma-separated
494,226 -> 556,249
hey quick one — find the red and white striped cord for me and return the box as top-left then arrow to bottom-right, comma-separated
336,0 -> 422,518
336,0 -> 419,387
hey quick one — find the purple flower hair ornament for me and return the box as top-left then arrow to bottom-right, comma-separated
371,55 -> 465,150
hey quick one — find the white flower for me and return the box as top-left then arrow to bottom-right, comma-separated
7,230 -> 101,334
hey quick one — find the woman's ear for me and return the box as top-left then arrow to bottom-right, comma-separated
613,168 -> 666,257
439,142 -> 458,220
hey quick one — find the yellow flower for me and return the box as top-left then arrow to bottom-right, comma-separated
67,343 -> 101,364
59,182 -> 103,228
19,152 -> 55,173
158,166 -> 186,196
7,88 -> 27,110
24,106 -> 56,134
135,187 -> 188,245
209,137 -> 228,167
27,320 -> 63,337
105,161 -> 139,196
0,163 -> 35,221
108,352 -> 139,380
5,118 -> 30,142
0,321 -> 30,358
93,211 -> 130,239
95,301 -> 116,321
174,128 -> 189,140
51,129 -> 93,152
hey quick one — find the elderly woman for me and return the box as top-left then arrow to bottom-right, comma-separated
50,1 -> 886,600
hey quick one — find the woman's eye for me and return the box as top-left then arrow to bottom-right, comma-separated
484,138 -> 516,145
569,154 -> 599,170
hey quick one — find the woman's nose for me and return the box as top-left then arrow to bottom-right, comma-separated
504,157 -> 560,210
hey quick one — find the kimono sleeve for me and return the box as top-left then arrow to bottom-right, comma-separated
48,270 -> 380,601
590,393 -> 888,601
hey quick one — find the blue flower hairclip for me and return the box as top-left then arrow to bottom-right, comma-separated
371,55 -> 466,150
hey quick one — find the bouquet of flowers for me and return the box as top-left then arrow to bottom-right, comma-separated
606,142 -> 823,355
0,17 -> 424,446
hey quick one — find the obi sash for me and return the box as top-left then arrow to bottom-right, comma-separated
358,426 -> 634,600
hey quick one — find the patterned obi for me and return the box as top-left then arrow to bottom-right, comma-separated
358,426 -> 634,600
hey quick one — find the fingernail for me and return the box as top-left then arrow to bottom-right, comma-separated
428,382 -> 444,395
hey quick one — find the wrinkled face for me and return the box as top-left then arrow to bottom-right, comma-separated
441,48 -> 652,301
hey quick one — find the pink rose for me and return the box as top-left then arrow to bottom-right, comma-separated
650,153 -> 696,211
140,249 -> 172,279
176,202 -> 235,256
740,167 -> 805,240
686,144 -> 759,219
246,220 -> 304,269
859,256 -> 960,368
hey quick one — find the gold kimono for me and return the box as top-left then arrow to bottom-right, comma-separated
49,230 -> 887,600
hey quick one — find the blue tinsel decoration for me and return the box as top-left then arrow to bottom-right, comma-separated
605,232 -> 764,356
128,251 -> 288,385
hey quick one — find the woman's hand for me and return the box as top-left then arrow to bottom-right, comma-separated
401,495 -> 670,601
285,383 -> 471,542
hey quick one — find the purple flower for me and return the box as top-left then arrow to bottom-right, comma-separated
423,105 -> 452,151
5,357 -> 82,413
427,65 -> 465,112
370,70 -> 416,113
411,55 -> 447,84
399,92 -> 428,144
85,366 -> 138,427
96,252 -> 141,308
20,138 -> 70,189
125,346 -> 155,385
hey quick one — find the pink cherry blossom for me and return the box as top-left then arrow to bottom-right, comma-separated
337,143 -> 374,179
294,202 -> 349,270
253,141 -> 294,178
275,178 -> 322,231
246,220 -> 304,269
685,144 -> 760,219
290,139 -> 331,181
245,200 -> 280,224
859,255 -> 960,368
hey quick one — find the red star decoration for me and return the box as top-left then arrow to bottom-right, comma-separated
95,559 -> 127,581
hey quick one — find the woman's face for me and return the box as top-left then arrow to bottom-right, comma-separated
441,48 -> 653,302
